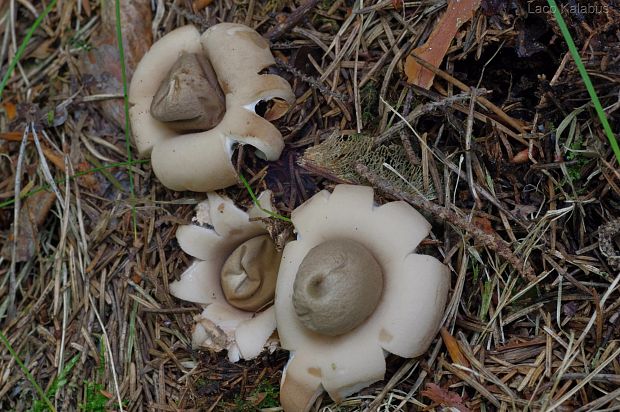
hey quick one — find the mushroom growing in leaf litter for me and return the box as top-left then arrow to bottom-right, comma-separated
129,23 -> 295,192
274,185 -> 450,411
170,191 -> 283,362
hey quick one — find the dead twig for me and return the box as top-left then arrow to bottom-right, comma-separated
7,126 -> 30,322
356,164 -> 535,281
265,0 -> 320,41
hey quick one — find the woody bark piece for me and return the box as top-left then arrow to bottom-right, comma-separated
79,0 -> 152,129
1,191 -> 56,262
405,0 -> 481,89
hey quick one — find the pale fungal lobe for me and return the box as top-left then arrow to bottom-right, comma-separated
169,191 -> 282,362
275,185 -> 451,411
129,23 -> 295,192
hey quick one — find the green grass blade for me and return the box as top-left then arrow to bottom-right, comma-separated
238,173 -> 291,222
546,0 -> 620,164
0,329 -> 56,412
114,0 -> 138,237
0,0 -> 57,99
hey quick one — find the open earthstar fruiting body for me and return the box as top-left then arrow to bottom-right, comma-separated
274,185 -> 451,411
169,191 -> 283,362
129,23 -> 295,192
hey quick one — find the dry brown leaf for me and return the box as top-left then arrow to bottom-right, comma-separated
264,99 -> 291,121
1,191 -> 56,262
3,102 -> 17,121
192,0 -> 214,12
0,132 -> 67,171
472,216 -> 495,235
76,161 -> 100,190
41,146 -> 66,170
440,327 -> 470,367
79,0 -> 152,129
422,383 -> 471,412
510,148 -> 533,164
404,0 -> 481,88
247,392 -> 267,406
98,389 -> 114,399
29,38 -> 55,60
81,0 -> 92,16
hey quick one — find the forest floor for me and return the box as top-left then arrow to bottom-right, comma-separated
1,0 -> 620,411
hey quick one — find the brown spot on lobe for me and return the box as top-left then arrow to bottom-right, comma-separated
238,31 -> 269,49
308,367 -> 322,377
379,328 -> 393,342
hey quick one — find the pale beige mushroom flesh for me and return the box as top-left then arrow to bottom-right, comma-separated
221,234 -> 281,312
169,191 -> 284,362
275,185 -> 450,411
129,24 -> 295,192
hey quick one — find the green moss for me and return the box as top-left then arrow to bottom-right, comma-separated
253,380 -> 280,408
30,355 -> 79,412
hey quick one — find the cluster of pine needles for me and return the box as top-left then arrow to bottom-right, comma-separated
0,0 -> 619,410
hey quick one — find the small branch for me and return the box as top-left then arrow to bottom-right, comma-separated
275,58 -> 350,102
356,164 -> 536,281
374,91 -> 471,145
265,0 -> 320,41
7,126 -> 30,322
465,88 -> 481,208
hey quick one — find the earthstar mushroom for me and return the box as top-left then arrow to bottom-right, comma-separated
129,23 -> 295,192
274,185 -> 450,411
169,191 -> 283,361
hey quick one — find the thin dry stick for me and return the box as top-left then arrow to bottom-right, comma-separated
89,295 -> 124,412
399,89 -> 421,165
394,336 -> 444,411
465,88 -> 481,207
352,13 -> 363,133
356,164 -> 535,280
54,158 -> 73,383
380,97 -> 527,228
374,92 -> 472,145
440,359 -> 501,407
275,59 -> 350,102
364,358 -> 418,412
265,0 -> 320,40
547,345 -> 620,411
575,385 -> 620,412
7,125 -> 29,321
32,126 -> 63,203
